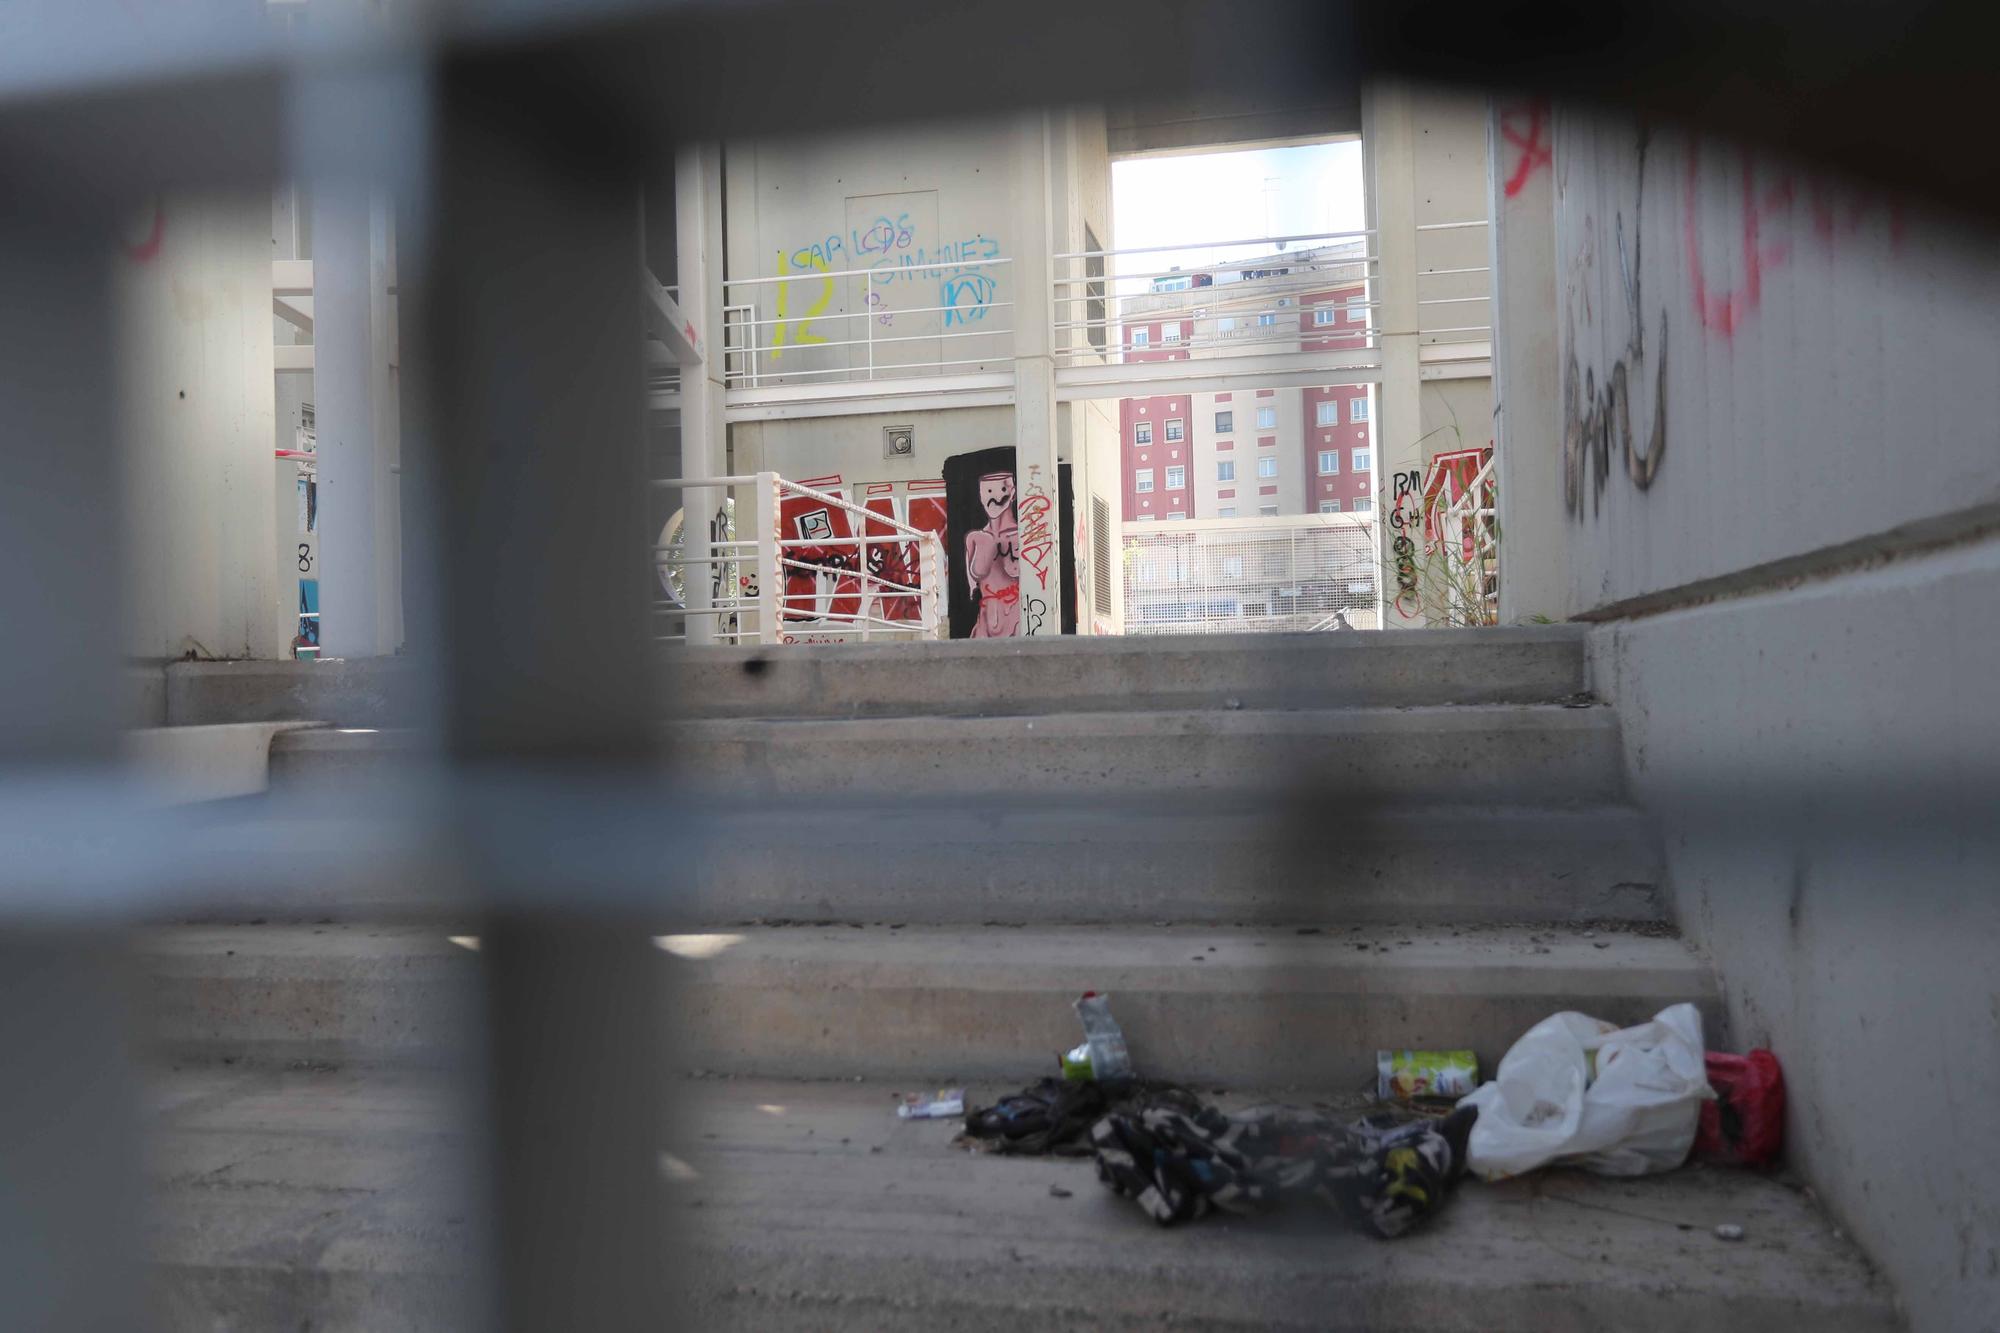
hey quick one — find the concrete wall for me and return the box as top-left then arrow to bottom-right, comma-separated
1535,109 -> 2000,1332
1367,83 -> 1496,627
1490,98 -> 1567,623
1078,395 -> 1123,632
724,117 -> 1021,391
116,190 -> 287,662
1549,114 -> 2000,619
1588,539 -> 2000,1333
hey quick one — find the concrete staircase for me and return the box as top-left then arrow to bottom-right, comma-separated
137,629 -> 1904,1330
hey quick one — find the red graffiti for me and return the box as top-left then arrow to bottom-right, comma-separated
1018,486 -> 1054,585
124,200 -> 165,263
1500,99 -> 1552,199
1684,142 -> 1906,339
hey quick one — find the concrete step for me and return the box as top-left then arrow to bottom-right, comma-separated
138,923 -> 1717,1088
673,703 -> 1627,802
160,627 -> 1591,728
146,1065 -> 1902,1332
668,626 -> 1589,720
269,704 -> 1630,805
149,793 -> 1666,928
691,800 -> 1666,926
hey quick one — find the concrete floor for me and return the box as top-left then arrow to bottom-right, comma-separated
146,1064 -> 1902,1332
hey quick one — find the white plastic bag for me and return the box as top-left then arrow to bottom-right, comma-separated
1462,1003 -> 1713,1180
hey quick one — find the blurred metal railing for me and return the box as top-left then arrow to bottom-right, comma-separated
1121,513 -> 1381,634
652,472 -> 945,644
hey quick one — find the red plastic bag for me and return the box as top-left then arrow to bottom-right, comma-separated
1695,1050 -> 1785,1167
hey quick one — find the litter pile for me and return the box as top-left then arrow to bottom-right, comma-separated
920,990 -> 1787,1243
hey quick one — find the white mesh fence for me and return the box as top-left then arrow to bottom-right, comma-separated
1121,514 -> 1380,634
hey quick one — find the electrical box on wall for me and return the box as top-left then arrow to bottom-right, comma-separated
883,424 -> 915,460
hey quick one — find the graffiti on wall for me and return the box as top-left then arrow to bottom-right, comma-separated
1500,99 -> 1552,200
771,210 -> 1003,355
1682,141 -> 1906,341
1388,469 -> 1423,619
1561,128 -> 1668,520
942,446 -> 1019,639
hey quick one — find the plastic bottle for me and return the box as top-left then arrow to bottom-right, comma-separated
1073,991 -> 1134,1080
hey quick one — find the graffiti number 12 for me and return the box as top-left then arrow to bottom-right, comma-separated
771,250 -> 832,359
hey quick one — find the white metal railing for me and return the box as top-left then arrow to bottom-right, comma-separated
1051,230 -> 1380,367
650,471 -> 944,644
721,255 -> 1013,389
1435,452 -> 1498,625
1414,219 -> 1492,347
1120,513 -> 1381,635
1051,221 -> 1493,367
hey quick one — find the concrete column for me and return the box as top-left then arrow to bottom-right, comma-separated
1488,97 -> 1568,623
1011,111 -> 1063,636
675,143 -> 728,646
311,184 -> 397,657
1363,81 -> 1425,628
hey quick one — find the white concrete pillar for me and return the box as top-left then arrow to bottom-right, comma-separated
1363,81 -> 1426,628
1011,111 -> 1063,636
310,185 -> 397,657
1488,97 -> 1568,623
675,143 -> 728,646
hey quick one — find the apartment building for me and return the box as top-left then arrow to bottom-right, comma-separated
1119,244 -> 1376,520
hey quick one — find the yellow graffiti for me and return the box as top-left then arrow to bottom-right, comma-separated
769,249 -> 832,359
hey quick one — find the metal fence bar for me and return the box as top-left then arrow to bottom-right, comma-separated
424,56 -> 675,1330
0,198 -> 147,1332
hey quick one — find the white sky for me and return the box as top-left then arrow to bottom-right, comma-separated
1110,141 -> 1365,280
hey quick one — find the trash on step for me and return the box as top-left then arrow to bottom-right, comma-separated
1694,1049 -> 1785,1167
1714,1223 -> 1745,1241
1069,991 -> 1134,1081
1461,1003 -> 1712,1180
1049,1184 -> 1073,1199
896,1088 -> 966,1120
1377,1049 -> 1479,1103
1092,1095 -> 1479,1239
962,1077 -> 1198,1157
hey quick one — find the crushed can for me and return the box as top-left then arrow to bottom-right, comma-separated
1377,1049 -> 1479,1102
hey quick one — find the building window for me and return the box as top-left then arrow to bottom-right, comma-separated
1131,328 -> 1150,348
1317,450 -> 1340,475
1165,419 -> 1184,442
1259,505 -> 1279,517
1320,499 -> 1342,514
1134,421 -> 1152,445
1218,316 -> 1236,333
1350,397 -> 1370,423
1165,465 -> 1185,490
1163,323 -> 1183,344
1257,457 -> 1278,479
1217,506 -> 1237,518
1217,460 -> 1236,482
1215,410 -> 1234,433
1352,496 -> 1373,512
1221,555 -> 1244,578
1313,307 -> 1337,326
1135,469 -> 1154,493
1256,312 -> 1276,327
1255,406 -> 1277,429
1137,513 -> 1157,521
1166,511 -> 1188,521
1352,448 -> 1371,472
1346,294 -> 1366,323
1315,401 -> 1338,426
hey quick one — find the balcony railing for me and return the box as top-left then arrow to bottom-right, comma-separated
720,257 -> 1014,389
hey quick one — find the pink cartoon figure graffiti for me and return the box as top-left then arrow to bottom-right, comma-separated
965,470 -> 1021,638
